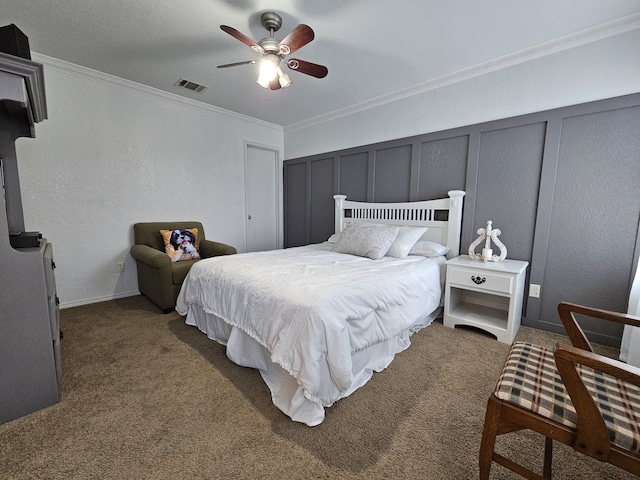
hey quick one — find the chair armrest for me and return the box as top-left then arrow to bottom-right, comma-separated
130,244 -> 171,268
554,343 -> 640,460
558,301 -> 640,352
199,239 -> 237,258
556,342 -> 640,394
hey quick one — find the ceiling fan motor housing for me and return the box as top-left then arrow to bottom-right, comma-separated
259,37 -> 280,54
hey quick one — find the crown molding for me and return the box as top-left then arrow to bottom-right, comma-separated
31,53 -> 283,132
285,12 -> 640,133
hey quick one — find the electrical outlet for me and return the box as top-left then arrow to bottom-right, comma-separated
116,262 -> 125,273
529,283 -> 541,298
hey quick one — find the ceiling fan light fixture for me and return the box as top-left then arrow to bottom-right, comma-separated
276,66 -> 292,88
279,72 -> 292,88
256,73 -> 271,88
259,55 -> 279,79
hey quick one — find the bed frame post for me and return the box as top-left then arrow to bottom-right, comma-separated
447,190 -> 466,256
334,195 -> 347,233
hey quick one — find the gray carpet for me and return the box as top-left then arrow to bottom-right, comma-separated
0,296 -> 635,479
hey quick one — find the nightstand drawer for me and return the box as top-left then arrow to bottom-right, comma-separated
447,267 -> 514,295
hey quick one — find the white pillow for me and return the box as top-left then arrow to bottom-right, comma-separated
385,226 -> 428,258
334,224 -> 400,260
328,222 -> 384,244
409,240 -> 449,257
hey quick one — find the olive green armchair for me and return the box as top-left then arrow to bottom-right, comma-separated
130,221 -> 236,312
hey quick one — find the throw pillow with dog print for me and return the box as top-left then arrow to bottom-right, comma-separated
160,228 -> 201,262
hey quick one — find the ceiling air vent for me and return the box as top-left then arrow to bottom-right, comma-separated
174,77 -> 208,93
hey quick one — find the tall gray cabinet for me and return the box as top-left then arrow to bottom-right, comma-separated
0,52 -> 60,424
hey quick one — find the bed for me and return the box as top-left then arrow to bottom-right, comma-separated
176,190 -> 465,426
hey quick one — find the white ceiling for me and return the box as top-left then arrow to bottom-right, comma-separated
2,0 -> 639,128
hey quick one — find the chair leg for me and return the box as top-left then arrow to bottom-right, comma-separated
479,395 -> 501,480
543,436 -> 553,479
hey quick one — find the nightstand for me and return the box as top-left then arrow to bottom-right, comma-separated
444,255 -> 529,344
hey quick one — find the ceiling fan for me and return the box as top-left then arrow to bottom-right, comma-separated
217,11 -> 328,90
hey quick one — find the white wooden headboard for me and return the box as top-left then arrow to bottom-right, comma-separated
333,191 -> 466,259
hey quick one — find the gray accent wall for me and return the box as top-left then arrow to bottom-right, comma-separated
283,93 -> 640,346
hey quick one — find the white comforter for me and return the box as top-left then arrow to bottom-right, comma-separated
176,243 -> 442,409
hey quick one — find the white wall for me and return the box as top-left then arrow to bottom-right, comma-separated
283,29 -> 640,159
16,55 -> 283,308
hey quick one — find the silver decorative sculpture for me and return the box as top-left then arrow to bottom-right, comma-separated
468,220 -> 507,262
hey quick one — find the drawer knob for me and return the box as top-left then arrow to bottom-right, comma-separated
471,275 -> 486,285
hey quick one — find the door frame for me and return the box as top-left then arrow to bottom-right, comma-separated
243,140 -> 283,251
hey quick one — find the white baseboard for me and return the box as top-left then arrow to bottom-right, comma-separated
59,291 -> 140,309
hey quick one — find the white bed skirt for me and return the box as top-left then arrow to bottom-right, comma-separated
183,304 -> 439,426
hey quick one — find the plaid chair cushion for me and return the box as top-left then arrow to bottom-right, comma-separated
494,341 -> 640,454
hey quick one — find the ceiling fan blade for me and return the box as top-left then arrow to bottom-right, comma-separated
287,59 -> 328,79
220,25 -> 264,54
217,60 -> 258,69
278,24 -> 314,55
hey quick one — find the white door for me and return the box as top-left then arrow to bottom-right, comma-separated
245,144 -> 279,252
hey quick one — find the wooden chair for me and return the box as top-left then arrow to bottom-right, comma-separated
479,301 -> 640,479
